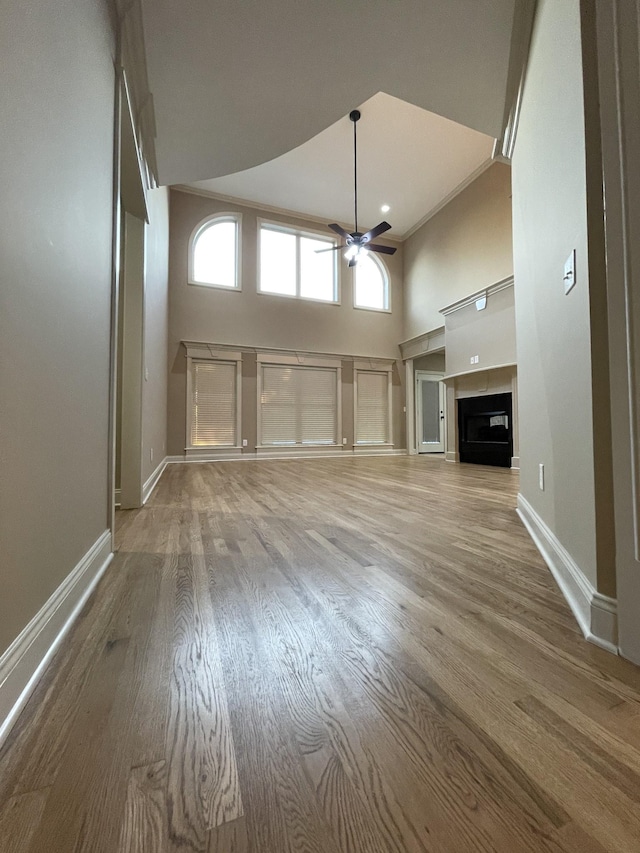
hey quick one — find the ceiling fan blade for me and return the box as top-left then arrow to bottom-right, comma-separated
348,256 -> 358,268
360,221 -> 392,243
366,243 -> 397,256
328,223 -> 351,240
315,245 -> 343,253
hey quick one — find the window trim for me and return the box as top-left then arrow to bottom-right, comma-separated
184,343 -> 243,457
257,218 -> 341,304
188,212 -> 242,291
353,360 -> 394,448
255,351 -> 343,453
352,252 -> 392,314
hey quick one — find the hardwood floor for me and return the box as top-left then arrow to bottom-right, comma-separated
2,456 -> 640,851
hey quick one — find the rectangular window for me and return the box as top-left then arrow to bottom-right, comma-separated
355,370 -> 390,444
259,222 -> 338,302
190,360 -> 238,446
260,365 -> 338,445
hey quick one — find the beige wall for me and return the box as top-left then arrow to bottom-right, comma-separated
0,0 -> 115,654
403,163 -> 513,340
414,353 -> 446,372
168,189 -> 405,455
444,285 -> 516,377
512,0 -> 614,593
142,187 -> 170,482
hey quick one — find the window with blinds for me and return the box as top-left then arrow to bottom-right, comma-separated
261,365 -> 337,445
356,371 -> 389,444
190,360 -> 237,446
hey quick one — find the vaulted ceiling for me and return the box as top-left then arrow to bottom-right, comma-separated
140,0 -> 521,233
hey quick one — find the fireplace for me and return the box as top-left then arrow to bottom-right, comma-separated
457,392 -> 513,467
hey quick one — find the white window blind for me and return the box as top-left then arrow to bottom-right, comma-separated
191,360 -> 237,446
261,365 -> 337,445
356,371 -> 389,444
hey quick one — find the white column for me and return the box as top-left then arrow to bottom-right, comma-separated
405,359 -> 416,454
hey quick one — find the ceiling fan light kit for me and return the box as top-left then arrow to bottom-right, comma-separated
317,108 -> 397,267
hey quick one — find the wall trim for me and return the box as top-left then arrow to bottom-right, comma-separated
443,362 -> 517,382
0,530 -> 113,748
511,456 -> 520,470
142,456 -> 168,504
352,446 -> 401,456
171,185 -> 406,244
181,339 -> 401,364
114,488 -> 121,507
402,158 -> 494,240
167,449 -> 407,464
445,451 -> 459,463
440,276 -> 514,317
399,326 -> 446,361
173,185 -> 347,233
493,0 -> 536,162
517,494 -> 618,654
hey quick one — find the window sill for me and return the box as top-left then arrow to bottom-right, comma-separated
256,289 -> 341,306
353,303 -> 392,314
187,280 -> 241,292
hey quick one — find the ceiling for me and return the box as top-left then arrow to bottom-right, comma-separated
140,0 -> 519,235
187,93 -> 494,239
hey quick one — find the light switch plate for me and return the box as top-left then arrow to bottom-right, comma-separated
564,250 -> 576,294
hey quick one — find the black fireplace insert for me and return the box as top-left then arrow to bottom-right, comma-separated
457,392 -> 513,467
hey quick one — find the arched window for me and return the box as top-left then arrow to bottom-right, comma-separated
188,214 -> 241,289
353,252 -> 390,311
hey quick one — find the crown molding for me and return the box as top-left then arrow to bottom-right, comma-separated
493,0 -> 537,162
115,0 -> 158,184
399,326 -> 446,361
440,275 -> 514,316
172,185 -> 402,246
174,164 -> 504,244
401,158 -> 494,240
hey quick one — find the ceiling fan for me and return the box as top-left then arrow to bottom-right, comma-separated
318,109 -> 397,267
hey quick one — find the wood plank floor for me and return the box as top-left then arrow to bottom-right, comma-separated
2,456 -> 640,852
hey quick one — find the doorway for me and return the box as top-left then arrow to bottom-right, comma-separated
415,371 -> 445,453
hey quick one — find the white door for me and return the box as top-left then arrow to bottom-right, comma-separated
416,373 -> 445,453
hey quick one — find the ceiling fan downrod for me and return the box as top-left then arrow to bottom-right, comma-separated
319,107 -> 397,266
350,109 -> 361,235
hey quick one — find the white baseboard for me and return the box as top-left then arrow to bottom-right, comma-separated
114,488 -> 121,507
352,448 -> 406,457
590,591 -> 619,653
516,494 -> 618,654
511,456 -> 520,470
167,448 -> 407,463
142,456 -> 168,504
0,530 -> 113,748
445,451 -> 459,463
